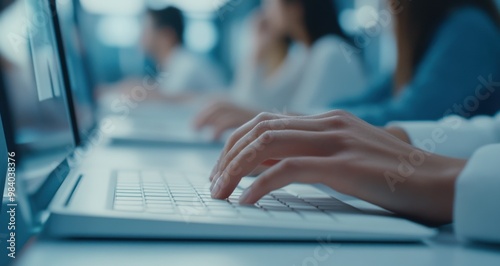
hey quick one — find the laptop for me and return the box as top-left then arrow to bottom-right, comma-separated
54,0 -> 220,146
6,0 -> 437,241
1,70 -> 33,265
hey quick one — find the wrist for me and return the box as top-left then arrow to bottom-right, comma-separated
385,127 -> 412,144
417,155 -> 467,223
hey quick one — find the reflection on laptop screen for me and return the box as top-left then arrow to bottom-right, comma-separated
55,0 -> 96,140
6,0 -> 76,195
0,94 -> 8,200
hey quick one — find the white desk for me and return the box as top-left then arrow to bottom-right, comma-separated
13,229 -> 500,266
12,143 -> 500,266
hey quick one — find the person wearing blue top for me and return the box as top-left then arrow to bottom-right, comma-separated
195,0 -> 500,138
332,0 -> 500,126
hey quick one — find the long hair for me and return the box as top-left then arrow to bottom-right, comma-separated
393,0 -> 500,91
284,0 -> 352,44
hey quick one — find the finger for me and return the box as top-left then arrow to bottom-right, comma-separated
239,157 -> 328,204
193,106 -> 224,130
248,164 -> 271,176
211,161 -> 270,183
208,112 -> 288,180
211,130 -> 333,199
222,112 -> 289,157
211,110 -> 348,180
214,117 -> 331,182
193,104 -> 228,130
211,114 -> 241,141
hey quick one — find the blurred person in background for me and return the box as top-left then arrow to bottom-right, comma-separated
141,6 -> 225,94
325,0 -> 500,126
230,10 -> 302,112
195,0 -> 367,139
197,0 -> 500,138
99,6 -> 225,103
188,9 -> 305,140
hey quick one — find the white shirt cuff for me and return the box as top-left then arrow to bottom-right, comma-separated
454,144 -> 500,243
389,116 -> 499,159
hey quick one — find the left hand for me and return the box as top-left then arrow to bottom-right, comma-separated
193,100 -> 260,140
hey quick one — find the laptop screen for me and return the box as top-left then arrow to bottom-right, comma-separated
54,0 -> 96,142
0,70 -> 9,199
3,0 -> 76,204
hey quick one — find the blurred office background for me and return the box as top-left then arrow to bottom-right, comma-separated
1,0 -> 500,93
0,0 -> 412,88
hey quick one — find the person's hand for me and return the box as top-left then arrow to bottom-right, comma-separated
193,101 -> 260,140
385,127 -> 412,144
209,110 -> 467,224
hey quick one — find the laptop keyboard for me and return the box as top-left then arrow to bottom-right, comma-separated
112,170 -> 359,222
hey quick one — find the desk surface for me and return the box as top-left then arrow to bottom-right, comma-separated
12,142 -> 500,266
13,229 -> 500,266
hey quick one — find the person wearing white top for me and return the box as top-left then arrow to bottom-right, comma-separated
289,35 -> 366,113
231,44 -> 305,111
194,0 -> 367,139
230,11 -> 306,111
160,46 -> 225,93
142,6 -> 225,93
207,109 -> 500,244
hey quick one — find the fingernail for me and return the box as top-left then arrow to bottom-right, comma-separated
211,182 -> 220,198
211,177 -> 224,198
239,188 -> 252,204
210,175 -> 219,191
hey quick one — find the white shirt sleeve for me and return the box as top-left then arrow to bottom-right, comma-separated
389,113 -> 500,159
161,48 -> 225,93
290,36 -> 367,113
454,144 -> 500,243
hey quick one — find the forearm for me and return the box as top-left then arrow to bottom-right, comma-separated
342,147 -> 466,224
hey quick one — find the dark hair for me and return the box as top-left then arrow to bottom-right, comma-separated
283,0 -> 351,45
0,0 -> 14,13
147,6 -> 185,44
393,0 -> 500,90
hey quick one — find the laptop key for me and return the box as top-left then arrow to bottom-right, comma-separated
114,200 -> 144,206
260,205 -> 291,211
145,194 -> 170,198
144,193 -> 170,197
206,205 -> 236,211
291,205 -> 319,211
204,201 -> 232,206
258,201 -> 287,208
115,195 -> 143,201
146,200 -> 173,205
238,207 -> 271,219
115,193 -> 143,198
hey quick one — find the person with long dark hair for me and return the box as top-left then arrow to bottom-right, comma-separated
332,0 -> 500,125
194,0 -> 367,139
